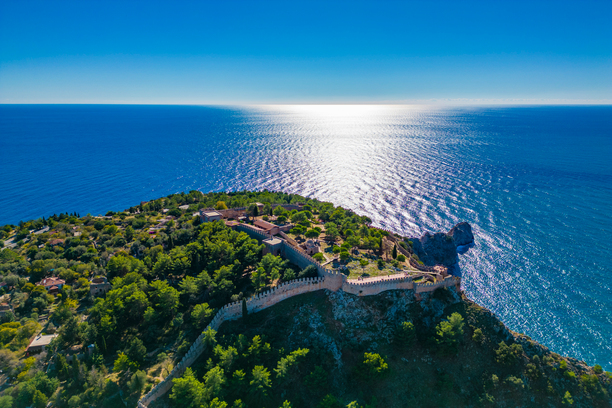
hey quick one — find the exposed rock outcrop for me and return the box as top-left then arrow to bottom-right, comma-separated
410,222 -> 474,266
448,222 -> 474,247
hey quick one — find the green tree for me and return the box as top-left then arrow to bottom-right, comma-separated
125,225 -> 135,242
273,206 -> 286,217
472,328 -> 484,344
324,226 -> 340,242
247,204 -> 259,220
114,352 -> 138,373
171,367 -> 205,408
126,337 -> 147,365
435,312 -> 465,353
203,366 -> 225,399
562,391 -> 574,405
202,327 -> 217,350
29,260 -> 49,283
150,280 -> 180,316
396,321 -> 416,344
495,341 -> 523,365
275,348 -> 309,380
192,303 -> 213,328
319,395 -> 342,408
392,244 -> 398,259
251,267 -> 268,291
305,229 -> 321,239
0,396 -> 13,408
250,365 -> 272,400
242,298 -> 248,321
263,203 -> 272,216
215,201 -> 229,210
362,352 -> 388,377
128,370 -> 148,394
291,225 -> 306,239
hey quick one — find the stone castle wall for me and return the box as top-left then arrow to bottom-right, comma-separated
139,276 -> 329,407
138,222 -> 460,407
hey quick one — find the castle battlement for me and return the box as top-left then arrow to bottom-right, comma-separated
139,223 -> 461,408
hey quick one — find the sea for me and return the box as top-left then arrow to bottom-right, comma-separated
1,104 -> 611,369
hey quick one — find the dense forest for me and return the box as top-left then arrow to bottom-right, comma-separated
0,190 -> 369,407
0,190 -> 609,408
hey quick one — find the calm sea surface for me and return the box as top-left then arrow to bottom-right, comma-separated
1,104 -> 611,368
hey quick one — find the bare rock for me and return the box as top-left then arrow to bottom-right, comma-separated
448,222 -> 474,247
409,222 -> 474,266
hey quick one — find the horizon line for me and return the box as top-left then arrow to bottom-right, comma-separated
1,101 -> 612,106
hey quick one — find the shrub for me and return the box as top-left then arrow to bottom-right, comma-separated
318,395 -> 342,408
593,364 -> 603,374
396,254 -> 406,262
505,375 -> 524,389
312,253 -> 325,262
562,391 -> 573,405
564,370 -> 576,379
472,328 -> 484,344
525,363 -> 540,380
435,313 -> 465,353
495,341 -> 523,365
299,265 -> 318,278
491,374 -> 499,388
361,352 -> 388,377
396,322 -> 416,344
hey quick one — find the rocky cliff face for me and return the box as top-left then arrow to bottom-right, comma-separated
410,222 -> 474,266
448,222 -> 474,247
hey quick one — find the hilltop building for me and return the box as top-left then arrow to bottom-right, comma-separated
200,210 -> 223,223
90,277 -> 112,297
36,277 -> 66,294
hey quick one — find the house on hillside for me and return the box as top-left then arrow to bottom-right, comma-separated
36,277 -> 66,294
90,277 -> 112,297
0,302 -> 13,317
47,238 -> 65,247
200,210 -> 223,223
26,334 -> 58,354
254,219 -> 280,236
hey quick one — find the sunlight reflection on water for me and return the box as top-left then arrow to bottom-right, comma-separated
1,104 -> 611,369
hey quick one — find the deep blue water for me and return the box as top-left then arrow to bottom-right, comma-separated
1,104 -> 611,369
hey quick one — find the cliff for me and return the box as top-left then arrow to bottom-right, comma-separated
410,222 -> 475,266
150,287 -> 610,408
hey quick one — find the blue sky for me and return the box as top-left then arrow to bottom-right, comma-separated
1,0 -> 610,104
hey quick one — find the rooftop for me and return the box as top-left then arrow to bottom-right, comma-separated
37,277 -> 66,287
254,219 -> 277,231
28,334 -> 58,349
263,237 -> 282,246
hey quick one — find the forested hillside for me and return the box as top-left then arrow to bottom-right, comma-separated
0,190 -> 609,408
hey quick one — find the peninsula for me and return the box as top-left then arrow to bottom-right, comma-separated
0,191 -> 609,408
